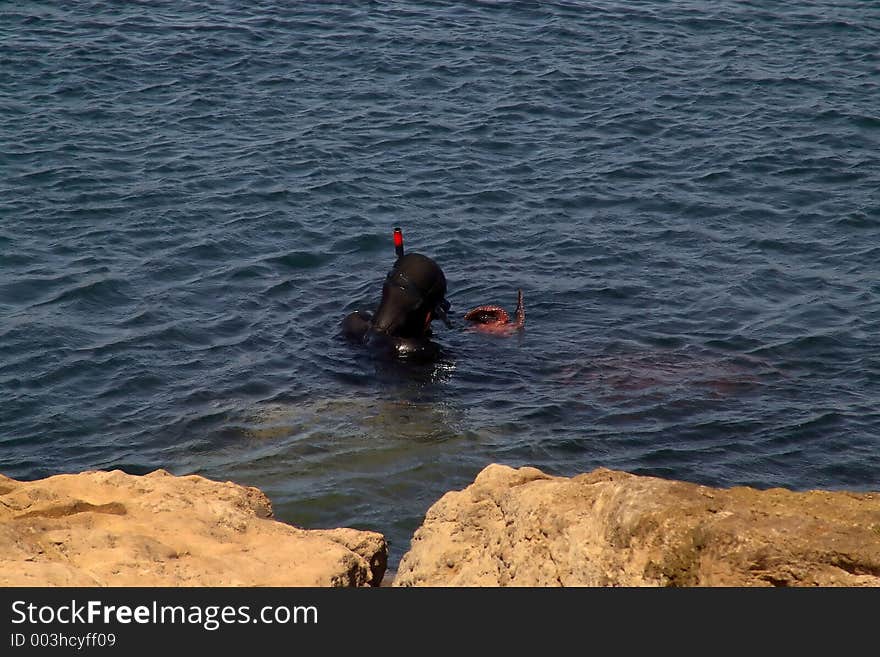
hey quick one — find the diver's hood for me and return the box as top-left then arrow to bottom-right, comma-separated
371,253 -> 450,338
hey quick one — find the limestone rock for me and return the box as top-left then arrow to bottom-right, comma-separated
394,463 -> 880,586
0,469 -> 387,586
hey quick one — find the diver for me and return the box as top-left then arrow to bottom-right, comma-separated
341,227 -> 452,362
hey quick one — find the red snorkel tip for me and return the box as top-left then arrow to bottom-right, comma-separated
393,226 -> 404,258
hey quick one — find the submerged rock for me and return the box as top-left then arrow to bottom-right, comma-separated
0,469 -> 386,587
394,463 -> 880,587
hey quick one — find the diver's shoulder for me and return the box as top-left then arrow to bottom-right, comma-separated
341,311 -> 371,341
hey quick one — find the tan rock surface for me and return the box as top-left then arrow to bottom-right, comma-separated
0,469 -> 387,586
394,464 -> 880,586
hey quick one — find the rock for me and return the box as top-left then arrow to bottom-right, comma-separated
394,463 -> 880,586
0,469 -> 386,587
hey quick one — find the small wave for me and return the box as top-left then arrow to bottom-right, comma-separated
834,211 -> 879,230
32,276 -> 132,310
267,251 -> 332,270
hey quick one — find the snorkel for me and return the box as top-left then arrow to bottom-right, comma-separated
393,226 -> 405,259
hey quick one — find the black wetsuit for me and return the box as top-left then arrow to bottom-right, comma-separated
341,253 -> 450,362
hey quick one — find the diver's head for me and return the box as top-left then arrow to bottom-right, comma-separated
371,253 -> 450,338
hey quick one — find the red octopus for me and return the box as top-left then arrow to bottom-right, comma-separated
463,288 -> 525,335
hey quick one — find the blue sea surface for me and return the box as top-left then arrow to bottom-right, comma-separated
2,1 -> 878,568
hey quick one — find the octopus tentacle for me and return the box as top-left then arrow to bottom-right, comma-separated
513,288 -> 525,328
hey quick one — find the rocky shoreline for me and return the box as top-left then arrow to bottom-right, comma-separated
0,469 -> 385,586
2,464 -> 878,587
